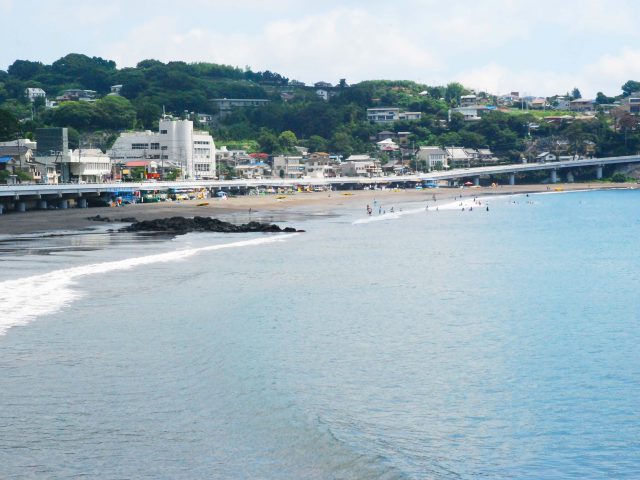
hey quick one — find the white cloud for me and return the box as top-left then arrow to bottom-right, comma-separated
103,8 -> 441,83
454,63 -> 578,97
583,48 -> 640,96
454,46 -> 640,98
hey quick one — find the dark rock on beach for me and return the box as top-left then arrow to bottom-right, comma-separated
87,215 -> 111,222
119,216 -> 304,234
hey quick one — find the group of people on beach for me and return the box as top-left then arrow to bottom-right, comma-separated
366,198 -> 401,216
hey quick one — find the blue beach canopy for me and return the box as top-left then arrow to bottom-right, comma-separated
0,156 -> 12,163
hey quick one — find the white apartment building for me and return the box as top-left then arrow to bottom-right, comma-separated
109,117 -> 216,179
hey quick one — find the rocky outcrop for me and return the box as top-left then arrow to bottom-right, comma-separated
119,216 -> 303,234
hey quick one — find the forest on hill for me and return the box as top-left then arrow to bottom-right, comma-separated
1,53 -> 640,161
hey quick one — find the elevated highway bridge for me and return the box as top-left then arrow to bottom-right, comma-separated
0,154 -> 638,213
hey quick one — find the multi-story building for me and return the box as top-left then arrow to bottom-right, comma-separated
272,155 -> 304,179
367,108 -> 422,123
417,147 -> 448,170
569,99 -> 595,112
211,98 -> 270,118
304,153 -> 338,178
622,93 -> 640,114
340,155 -> 382,177
109,117 -> 216,179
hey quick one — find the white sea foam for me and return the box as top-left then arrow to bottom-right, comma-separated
0,234 -> 295,337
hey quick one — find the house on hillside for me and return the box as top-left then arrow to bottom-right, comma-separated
451,105 -> 492,121
25,87 -> 46,102
569,99 -> 595,112
377,130 -> 395,141
396,132 -> 411,146
58,89 -> 97,102
477,148 -> 498,163
367,108 -> 422,123
377,138 -> 399,152
316,89 -> 329,101
445,147 -> 471,168
210,98 -> 270,118
460,95 -> 477,107
529,98 -> 547,109
417,146 -> 447,170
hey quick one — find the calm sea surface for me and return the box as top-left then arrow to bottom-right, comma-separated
0,189 -> 639,479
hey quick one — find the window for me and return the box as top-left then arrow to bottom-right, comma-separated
161,146 -> 168,150
131,143 -> 149,150
150,143 -> 160,150
160,130 -> 167,134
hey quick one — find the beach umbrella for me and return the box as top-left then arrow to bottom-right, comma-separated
464,181 -> 474,186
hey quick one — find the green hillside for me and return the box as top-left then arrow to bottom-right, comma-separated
1,53 -> 639,160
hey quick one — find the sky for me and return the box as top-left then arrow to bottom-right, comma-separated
2,0 -> 640,98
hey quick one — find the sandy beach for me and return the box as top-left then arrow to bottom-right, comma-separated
0,182 -> 636,235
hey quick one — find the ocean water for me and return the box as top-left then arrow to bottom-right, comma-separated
0,189 -> 639,479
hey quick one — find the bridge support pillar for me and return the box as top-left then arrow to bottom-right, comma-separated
77,198 -> 88,208
596,166 -> 603,180
474,177 -> 480,187
508,173 -> 515,186
14,201 -> 26,213
37,200 -> 48,210
566,171 -> 575,183
59,199 -> 68,209
550,169 -> 558,183
0,204 -> 4,215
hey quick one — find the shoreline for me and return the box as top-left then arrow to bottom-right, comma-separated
0,182 -> 636,236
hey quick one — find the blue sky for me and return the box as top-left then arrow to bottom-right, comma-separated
2,0 -> 639,98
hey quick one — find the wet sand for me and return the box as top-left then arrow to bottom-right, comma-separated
0,183 -> 635,235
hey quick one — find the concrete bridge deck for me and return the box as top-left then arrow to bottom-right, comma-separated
0,154 -> 638,206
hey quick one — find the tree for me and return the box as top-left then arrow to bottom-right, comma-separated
257,128 -> 278,154
94,96 -> 136,130
0,108 -> 19,140
445,82 -> 466,106
330,131 -> 353,156
595,91 -> 614,104
7,60 -> 45,80
571,87 -> 582,100
277,130 -> 298,152
307,135 -> 328,152
45,101 -> 96,129
621,80 -> 640,97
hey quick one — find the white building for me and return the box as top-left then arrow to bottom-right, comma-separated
68,149 -> 112,183
367,108 -> 422,123
109,117 -> 216,179
25,88 -> 46,102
